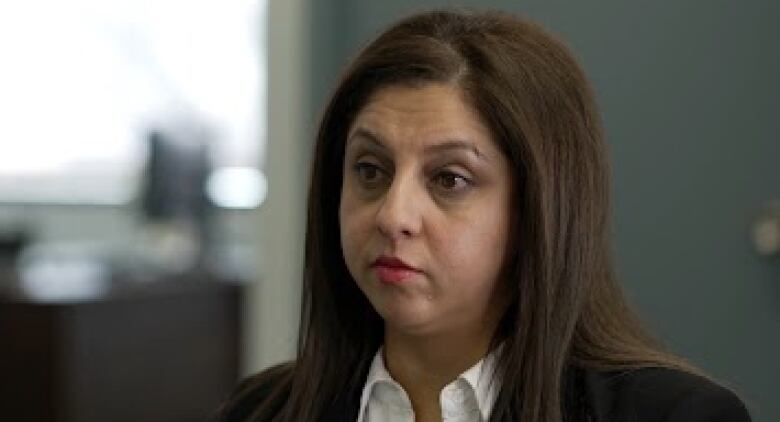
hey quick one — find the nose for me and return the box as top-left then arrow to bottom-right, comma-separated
375,174 -> 423,242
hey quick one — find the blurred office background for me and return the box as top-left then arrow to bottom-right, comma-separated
0,0 -> 777,421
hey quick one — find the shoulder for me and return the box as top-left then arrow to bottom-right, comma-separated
582,366 -> 751,422
213,362 -> 295,422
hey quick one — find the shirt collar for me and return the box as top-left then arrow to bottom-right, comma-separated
459,347 -> 501,420
357,346 -> 502,422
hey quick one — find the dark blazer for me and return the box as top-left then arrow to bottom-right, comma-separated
216,363 -> 751,422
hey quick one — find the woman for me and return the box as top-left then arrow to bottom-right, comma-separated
217,9 -> 751,422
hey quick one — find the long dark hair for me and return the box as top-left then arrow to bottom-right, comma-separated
228,9 -> 702,422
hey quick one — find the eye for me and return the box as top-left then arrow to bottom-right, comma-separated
432,170 -> 471,193
352,161 -> 387,187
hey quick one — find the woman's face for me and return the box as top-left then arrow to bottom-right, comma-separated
339,83 -> 512,337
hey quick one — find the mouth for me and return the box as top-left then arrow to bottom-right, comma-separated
370,256 -> 421,284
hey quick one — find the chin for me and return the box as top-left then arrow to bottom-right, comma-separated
373,302 -> 442,337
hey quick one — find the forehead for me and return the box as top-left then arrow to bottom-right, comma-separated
347,83 -> 496,152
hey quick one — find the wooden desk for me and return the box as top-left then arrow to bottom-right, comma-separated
0,277 -> 242,422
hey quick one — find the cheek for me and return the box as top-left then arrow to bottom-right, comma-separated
435,207 -> 509,288
339,189 -> 369,274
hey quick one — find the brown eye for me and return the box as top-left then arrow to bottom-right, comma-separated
353,162 -> 385,186
433,170 -> 471,192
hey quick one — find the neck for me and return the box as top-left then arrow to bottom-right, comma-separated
383,325 -> 497,420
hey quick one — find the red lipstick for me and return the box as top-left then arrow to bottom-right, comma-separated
371,256 -> 420,284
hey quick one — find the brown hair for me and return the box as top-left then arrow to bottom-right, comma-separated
223,9 -> 702,422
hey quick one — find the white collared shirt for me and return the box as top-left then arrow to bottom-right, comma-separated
357,348 -> 501,422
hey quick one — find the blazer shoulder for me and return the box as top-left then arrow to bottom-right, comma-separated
213,361 -> 295,422
584,366 -> 751,422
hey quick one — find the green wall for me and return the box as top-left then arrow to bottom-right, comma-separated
308,1 -> 780,420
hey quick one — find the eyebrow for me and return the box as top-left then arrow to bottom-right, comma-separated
347,127 -> 489,162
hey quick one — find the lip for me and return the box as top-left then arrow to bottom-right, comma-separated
371,256 -> 419,271
371,256 -> 421,285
